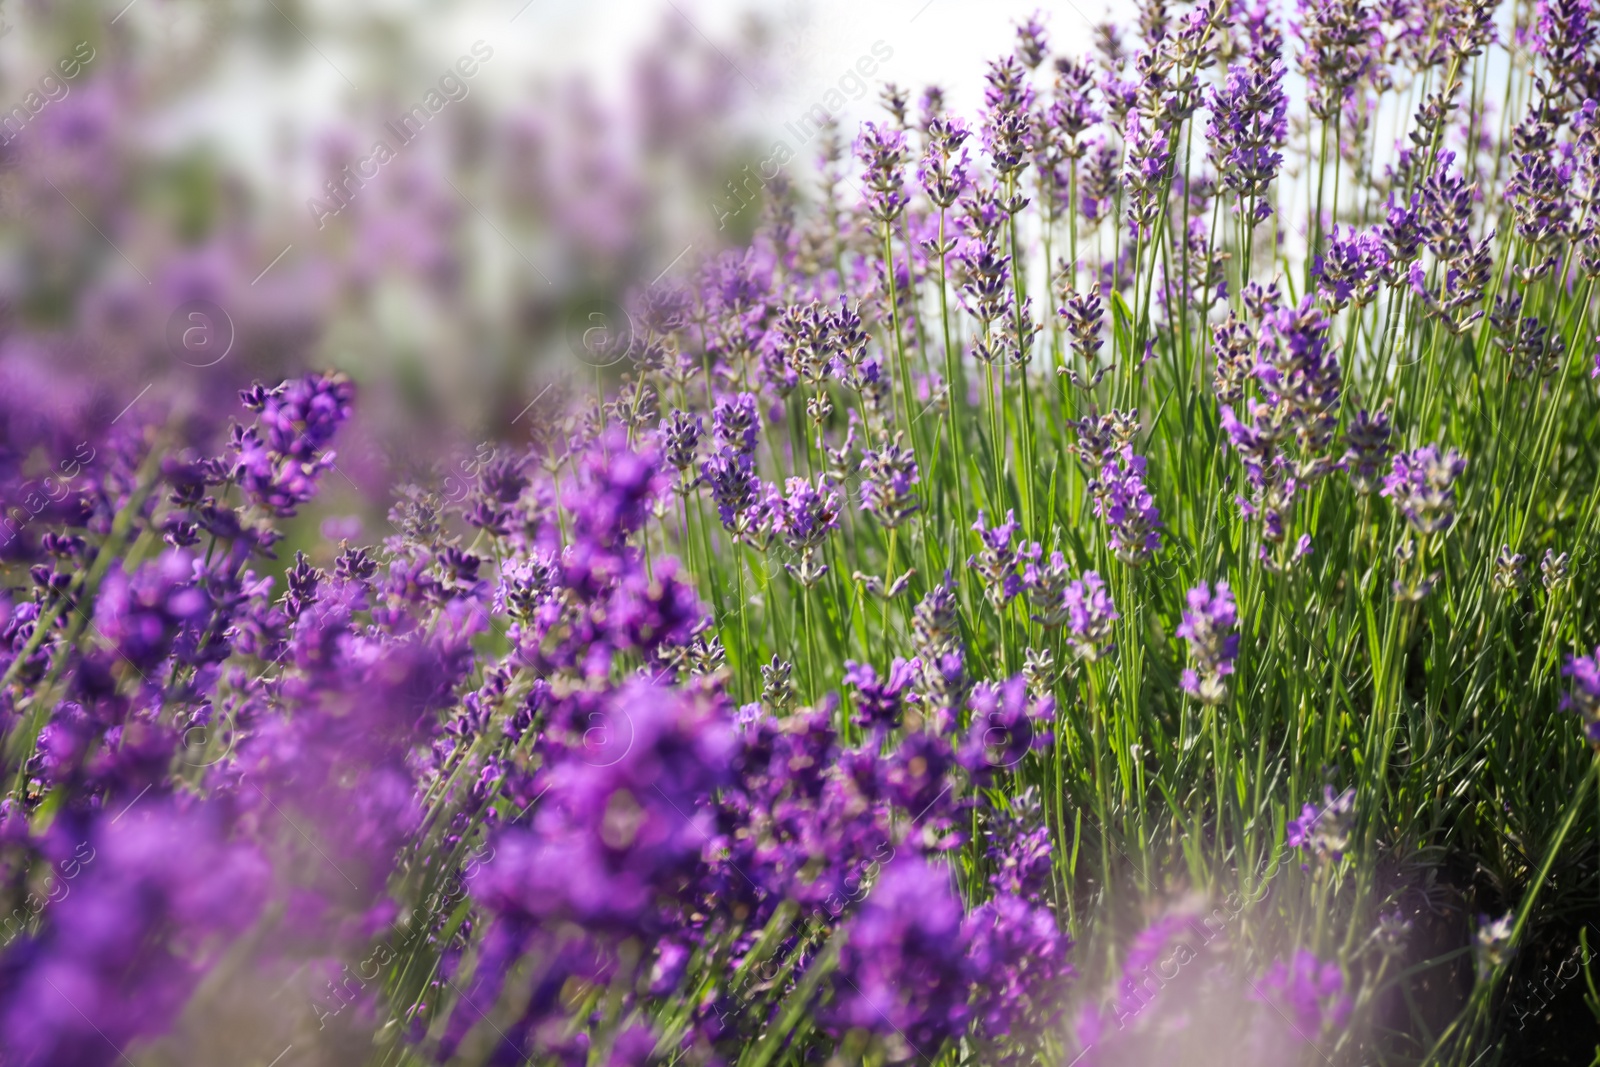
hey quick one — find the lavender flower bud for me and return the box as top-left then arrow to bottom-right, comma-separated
1492,545 -> 1526,591
712,392 -> 761,456
660,410 -> 703,473
1211,312 -> 1255,404
1541,548 -> 1571,592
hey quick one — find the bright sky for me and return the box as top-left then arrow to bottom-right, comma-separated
93,0 -> 1137,188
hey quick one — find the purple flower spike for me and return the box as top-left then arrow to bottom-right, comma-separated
1252,950 -> 1351,1040
845,657 -> 918,730
855,121 -> 909,223
1091,448 -> 1162,564
1286,786 -> 1356,866
1123,111 -> 1173,240
699,447 -> 763,536
1562,645 -> 1600,744
1315,225 -> 1387,309
1177,580 -> 1239,704
968,510 -> 1039,607
232,371 -> 355,516
766,476 -> 840,552
1206,59 -> 1288,218
826,858 -> 972,1057
1064,571 -> 1118,662
712,392 -> 760,456
766,475 -> 840,585
1381,445 -> 1466,534
1341,407 -> 1392,494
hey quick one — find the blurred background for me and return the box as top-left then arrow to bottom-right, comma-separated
0,0 -> 1129,548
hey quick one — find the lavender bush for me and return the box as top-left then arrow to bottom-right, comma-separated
2,1 -> 1600,1065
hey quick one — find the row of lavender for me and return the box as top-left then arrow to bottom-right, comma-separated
3,0 -> 1600,1065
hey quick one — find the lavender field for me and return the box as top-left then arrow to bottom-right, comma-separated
0,0 -> 1598,1064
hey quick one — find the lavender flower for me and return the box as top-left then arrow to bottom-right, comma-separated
1177,580 -> 1239,704
1256,295 -> 1342,461
1293,0 -> 1379,120
969,510 -> 1039,606
767,476 -> 840,551
918,117 -> 973,209
1286,786 -> 1356,865
1542,548 -> 1571,591
660,409 -> 703,473
700,447 -> 763,536
911,576 -> 970,712
1492,545 -> 1527,591
965,893 -> 1076,1059
1058,285 -> 1110,388
1251,950 -> 1352,1038
232,372 -> 355,516
1379,193 -> 1424,285
1315,225 -> 1387,309
1090,449 -> 1163,563
845,657 -> 917,730
1206,59 -> 1288,220
1064,571 -> 1118,662
982,56 -> 1034,178
1212,312 -> 1255,404
1381,446 -> 1466,534
1562,645 -> 1600,743
859,433 -> 921,528
1123,110 -> 1174,240
826,858 -> 972,1057
766,475 -> 840,585
712,392 -> 761,456
1014,11 -> 1050,69
1022,550 -> 1075,627
1474,912 -> 1515,977
1341,406 -> 1392,494
1418,153 -> 1475,261
856,121 -> 909,223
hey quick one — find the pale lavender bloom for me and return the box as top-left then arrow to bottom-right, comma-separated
1474,912 -> 1515,977
856,121 -> 909,223
1123,110 -> 1173,240
1064,571 -> 1118,661
1381,445 -> 1466,534
1177,581 -> 1239,703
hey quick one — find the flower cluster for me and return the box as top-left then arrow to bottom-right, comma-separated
1177,580 -> 1239,704
1382,445 -> 1467,534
